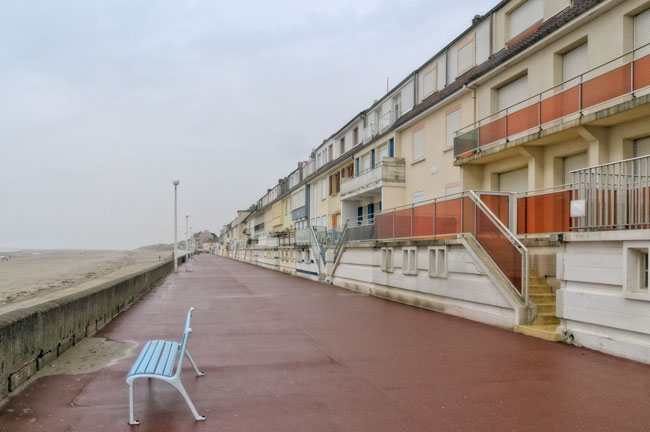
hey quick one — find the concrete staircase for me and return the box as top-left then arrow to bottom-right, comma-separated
516,270 -> 561,342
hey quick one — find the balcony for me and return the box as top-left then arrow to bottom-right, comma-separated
454,44 -> 650,159
363,110 -> 399,143
340,158 -> 406,200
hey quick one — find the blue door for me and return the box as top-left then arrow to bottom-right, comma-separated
389,138 -> 394,157
357,206 -> 363,225
367,203 -> 375,223
371,149 -> 375,169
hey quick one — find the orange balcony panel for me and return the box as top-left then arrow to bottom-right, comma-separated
413,204 -> 434,237
540,86 -> 580,124
393,209 -> 413,238
375,213 -> 394,239
633,54 -> 650,90
479,117 -> 506,147
517,191 -> 571,234
506,104 -> 539,136
582,64 -> 631,109
480,194 -> 509,227
435,199 -> 462,235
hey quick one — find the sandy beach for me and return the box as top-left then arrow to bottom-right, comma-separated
0,248 -> 174,314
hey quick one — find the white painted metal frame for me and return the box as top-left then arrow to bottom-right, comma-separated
126,307 -> 205,425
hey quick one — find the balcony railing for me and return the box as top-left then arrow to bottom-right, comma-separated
340,158 -> 405,198
363,110 -> 400,143
373,191 -> 527,298
454,43 -> 650,157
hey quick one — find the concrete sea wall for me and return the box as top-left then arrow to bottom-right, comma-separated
0,257 -> 181,400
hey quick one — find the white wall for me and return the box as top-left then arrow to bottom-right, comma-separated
557,238 -> 650,364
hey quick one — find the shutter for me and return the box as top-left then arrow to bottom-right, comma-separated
378,145 -> 388,161
389,138 -> 395,157
634,136 -> 650,157
498,167 -> 528,192
413,128 -> 425,160
457,38 -> 475,75
445,184 -> 461,196
497,75 -> 528,112
446,109 -> 461,149
355,158 -> 359,175
509,0 -> 543,39
447,45 -> 457,83
422,66 -> 436,97
475,19 -> 490,64
412,191 -> 425,203
438,56 -> 447,89
562,152 -> 588,184
635,9 -> 650,58
563,43 -> 588,83
371,149 -> 375,169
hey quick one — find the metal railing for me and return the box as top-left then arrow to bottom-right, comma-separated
371,191 -> 528,300
571,154 -> 650,231
454,42 -> 650,157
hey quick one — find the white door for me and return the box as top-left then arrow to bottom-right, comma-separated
563,152 -> 588,184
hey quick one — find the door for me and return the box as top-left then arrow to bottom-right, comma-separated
357,207 -> 363,225
367,203 -> 375,223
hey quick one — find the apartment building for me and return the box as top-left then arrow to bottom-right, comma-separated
215,0 -> 650,364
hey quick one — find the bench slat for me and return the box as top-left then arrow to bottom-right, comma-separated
144,340 -> 165,374
127,340 -> 153,377
155,342 -> 177,376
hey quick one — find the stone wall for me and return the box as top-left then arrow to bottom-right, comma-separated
0,257 -> 179,400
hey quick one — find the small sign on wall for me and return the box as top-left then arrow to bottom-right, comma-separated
570,199 -> 586,217
430,165 -> 438,174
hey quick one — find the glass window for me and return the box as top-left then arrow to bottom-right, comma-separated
413,127 -> 425,160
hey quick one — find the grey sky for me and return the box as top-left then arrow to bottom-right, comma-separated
0,0 -> 494,250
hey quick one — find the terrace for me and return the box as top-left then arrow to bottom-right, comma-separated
454,43 -> 650,162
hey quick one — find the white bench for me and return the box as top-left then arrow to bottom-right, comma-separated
126,307 -> 205,425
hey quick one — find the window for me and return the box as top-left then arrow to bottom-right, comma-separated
329,173 -> 340,195
428,247 -> 448,278
381,247 -> 393,272
375,108 -> 382,129
634,137 -> 650,157
340,137 -> 345,155
321,179 -> 327,199
316,152 -> 322,168
562,152 -> 588,185
312,185 -> 318,212
393,94 -> 401,118
353,127 -> 359,145
498,75 -> 528,112
362,154 -> 371,171
508,0 -> 542,40
457,36 -> 475,75
328,144 -> 333,162
563,43 -> 588,87
635,8 -> 650,58
378,145 -> 388,162
446,108 -> 461,149
422,66 -> 437,97
413,126 -> 425,161
498,167 -> 528,193
624,242 -> 650,300
412,190 -> 425,203
402,247 -> 417,275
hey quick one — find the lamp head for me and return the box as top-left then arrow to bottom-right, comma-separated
172,179 -> 180,186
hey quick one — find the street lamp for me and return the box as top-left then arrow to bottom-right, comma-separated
173,179 -> 180,272
186,214 -> 190,257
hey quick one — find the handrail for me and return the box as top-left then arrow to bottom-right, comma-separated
455,41 -> 650,139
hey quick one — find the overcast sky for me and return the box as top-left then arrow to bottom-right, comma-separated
0,0 -> 494,250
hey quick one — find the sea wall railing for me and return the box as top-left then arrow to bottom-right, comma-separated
454,42 -> 650,157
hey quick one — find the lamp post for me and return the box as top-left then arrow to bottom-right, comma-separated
185,214 -> 189,257
173,179 -> 180,272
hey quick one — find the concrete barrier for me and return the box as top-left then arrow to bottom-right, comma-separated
0,257 -> 182,400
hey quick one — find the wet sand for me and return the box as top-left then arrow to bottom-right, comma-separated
0,249 -> 173,314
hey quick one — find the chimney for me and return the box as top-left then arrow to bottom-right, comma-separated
472,14 -> 481,26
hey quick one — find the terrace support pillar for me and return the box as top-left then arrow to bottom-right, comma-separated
518,146 -> 545,191
577,126 -> 609,166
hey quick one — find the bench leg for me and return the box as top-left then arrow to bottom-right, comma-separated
185,351 -> 205,376
128,381 -> 140,425
171,379 -> 205,421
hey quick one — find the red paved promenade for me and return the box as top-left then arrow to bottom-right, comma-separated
1,254 -> 650,431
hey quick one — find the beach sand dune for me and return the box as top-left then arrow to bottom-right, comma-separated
0,249 -> 172,314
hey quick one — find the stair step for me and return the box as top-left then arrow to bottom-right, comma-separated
529,292 -> 556,303
516,324 -> 561,342
535,313 -> 561,325
529,284 -> 553,293
535,303 -> 556,314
